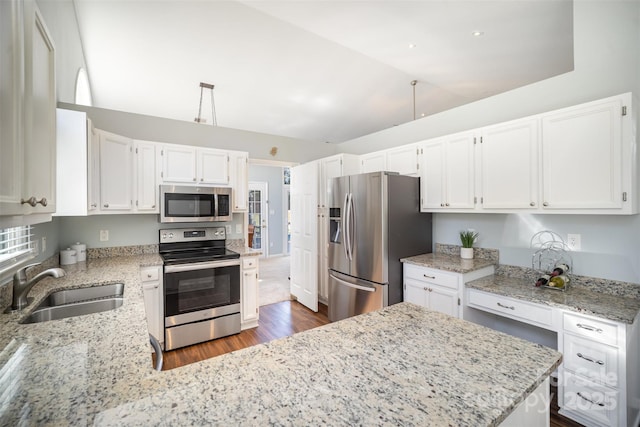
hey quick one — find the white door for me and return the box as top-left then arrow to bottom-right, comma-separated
248,182 -> 269,257
289,162 -> 318,312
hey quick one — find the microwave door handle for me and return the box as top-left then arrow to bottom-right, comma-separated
343,193 -> 350,261
213,193 -> 218,218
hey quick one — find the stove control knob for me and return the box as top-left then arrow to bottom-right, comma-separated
169,233 -> 174,239
161,233 -> 166,240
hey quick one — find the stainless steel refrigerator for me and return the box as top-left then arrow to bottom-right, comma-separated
328,171 -> 432,322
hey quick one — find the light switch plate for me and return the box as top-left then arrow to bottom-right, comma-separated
225,225 -> 232,234
100,230 -> 109,242
236,224 -> 242,234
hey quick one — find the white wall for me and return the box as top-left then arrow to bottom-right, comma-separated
37,0 -> 88,104
336,1 -> 640,284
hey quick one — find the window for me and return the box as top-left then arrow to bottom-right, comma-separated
283,167 -> 291,185
0,226 -> 35,278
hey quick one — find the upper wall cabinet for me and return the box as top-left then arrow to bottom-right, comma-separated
319,154 -> 360,208
479,118 -> 539,210
229,151 -> 248,212
134,141 -> 159,212
359,144 -> 420,177
360,152 -> 386,174
161,144 -> 229,185
99,131 -> 133,211
0,0 -> 56,223
541,94 -> 631,212
420,131 -> 476,211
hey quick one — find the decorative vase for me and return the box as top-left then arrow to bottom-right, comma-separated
460,247 -> 474,259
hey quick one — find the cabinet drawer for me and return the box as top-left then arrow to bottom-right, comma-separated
140,266 -> 160,282
404,264 -> 458,290
243,257 -> 258,269
467,290 -> 554,328
562,372 -> 619,427
563,312 -> 618,346
563,333 -> 619,387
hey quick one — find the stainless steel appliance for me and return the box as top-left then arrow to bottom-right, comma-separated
160,185 -> 232,223
328,172 -> 432,322
159,226 -> 241,350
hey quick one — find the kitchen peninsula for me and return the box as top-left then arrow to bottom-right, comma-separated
0,256 -> 561,425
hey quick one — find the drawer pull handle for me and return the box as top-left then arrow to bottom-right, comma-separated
423,287 -> 433,292
423,274 -> 436,279
577,392 -> 605,407
577,353 -> 605,366
577,323 -> 603,333
497,302 -> 515,310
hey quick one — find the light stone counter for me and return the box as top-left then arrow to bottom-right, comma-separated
401,252 -> 496,274
1,255 -> 561,426
466,274 -> 640,324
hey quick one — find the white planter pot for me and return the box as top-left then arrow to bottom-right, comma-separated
460,247 -> 474,259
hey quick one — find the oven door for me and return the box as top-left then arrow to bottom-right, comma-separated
164,259 -> 240,326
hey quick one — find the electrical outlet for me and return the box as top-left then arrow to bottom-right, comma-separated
567,234 -> 581,251
41,236 -> 46,252
225,225 -> 232,234
100,230 -> 109,242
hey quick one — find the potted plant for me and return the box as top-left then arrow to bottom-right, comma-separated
459,230 -> 478,259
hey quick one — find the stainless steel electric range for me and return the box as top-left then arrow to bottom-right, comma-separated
159,227 -> 241,351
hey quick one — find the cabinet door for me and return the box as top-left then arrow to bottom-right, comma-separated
542,98 -> 623,209
481,118 -> 539,209
99,131 -> 133,211
230,151 -> 248,212
320,155 -> 343,208
88,124 -> 100,212
360,152 -> 386,173
162,144 -> 197,183
242,266 -> 259,326
445,131 -> 475,209
428,284 -> 459,318
22,1 -> 56,215
420,140 -> 445,210
134,141 -> 158,212
141,266 -> 163,345
386,144 -> 419,176
0,0 -> 24,216
403,278 -> 429,307
198,148 -> 229,184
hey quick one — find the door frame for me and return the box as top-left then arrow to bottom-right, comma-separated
248,181 -> 269,258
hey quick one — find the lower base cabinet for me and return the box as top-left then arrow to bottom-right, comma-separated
241,257 -> 259,330
140,265 -> 163,348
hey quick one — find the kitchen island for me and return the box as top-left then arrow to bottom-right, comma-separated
0,255 -> 561,426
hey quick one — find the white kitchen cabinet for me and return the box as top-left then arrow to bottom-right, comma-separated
480,118 -> 539,209
88,125 -> 100,212
403,263 -> 494,318
140,265 -> 164,348
385,144 -> 420,176
55,109 -> 90,216
541,94 -> 630,212
420,131 -> 475,211
241,257 -> 259,330
360,152 -> 386,173
0,0 -> 56,222
161,144 -> 229,185
229,151 -> 248,212
134,141 -> 159,213
99,130 -> 133,211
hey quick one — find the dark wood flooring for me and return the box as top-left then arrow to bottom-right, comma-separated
155,300 -> 582,427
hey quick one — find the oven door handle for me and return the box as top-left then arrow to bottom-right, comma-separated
164,259 -> 241,273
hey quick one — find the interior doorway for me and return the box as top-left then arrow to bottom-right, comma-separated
248,182 -> 268,257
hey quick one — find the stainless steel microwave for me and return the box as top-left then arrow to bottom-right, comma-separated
160,185 -> 232,223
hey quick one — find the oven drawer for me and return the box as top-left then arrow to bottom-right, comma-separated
165,312 -> 241,351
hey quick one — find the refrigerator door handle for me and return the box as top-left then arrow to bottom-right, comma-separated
329,271 -> 376,292
345,193 -> 353,261
349,192 -> 356,260
343,192 -> 351,261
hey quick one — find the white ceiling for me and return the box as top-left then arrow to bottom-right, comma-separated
73,0 -> 574,143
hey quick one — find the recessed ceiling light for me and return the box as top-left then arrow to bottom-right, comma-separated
409,43 -> 417,48
472,31 -> 484,37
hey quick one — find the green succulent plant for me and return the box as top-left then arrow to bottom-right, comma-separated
460,230 -> 479,248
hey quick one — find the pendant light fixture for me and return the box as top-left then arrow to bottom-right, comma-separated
195,82 -> 217,126
410,80 -> 417,120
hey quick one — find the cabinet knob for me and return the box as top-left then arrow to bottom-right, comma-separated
445,203 -> 450,207
36,198 -> 47,207
152,204 -> 156,208
530,202 -> 535,207
193,178 -> 197,181
440,203 -> 444,207
147,274 -> 152,278
21,197 -> 37,207
104,203 -> 109,208
543,202 -> 549,207
200,178 -> 204,182
91,203 -> 97,208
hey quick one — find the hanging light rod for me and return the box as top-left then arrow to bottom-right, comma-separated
410,80 -> 417,120
195,82 -> 217,125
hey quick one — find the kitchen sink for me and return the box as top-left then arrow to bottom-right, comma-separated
20,283 -> 124,324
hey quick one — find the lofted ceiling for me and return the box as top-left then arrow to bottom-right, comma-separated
73,0 -> 574,143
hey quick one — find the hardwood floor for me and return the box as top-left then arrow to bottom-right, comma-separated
155,300 -> 582,427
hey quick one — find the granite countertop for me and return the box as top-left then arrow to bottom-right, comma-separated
401,252 -> 496,274
466,275 -> 640,324
0,254 -> 561,426
228,245 -> 262,257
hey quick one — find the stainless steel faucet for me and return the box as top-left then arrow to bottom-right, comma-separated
11,263 -> 66,310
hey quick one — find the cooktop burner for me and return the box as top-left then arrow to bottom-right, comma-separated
159,226 -> 240,265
